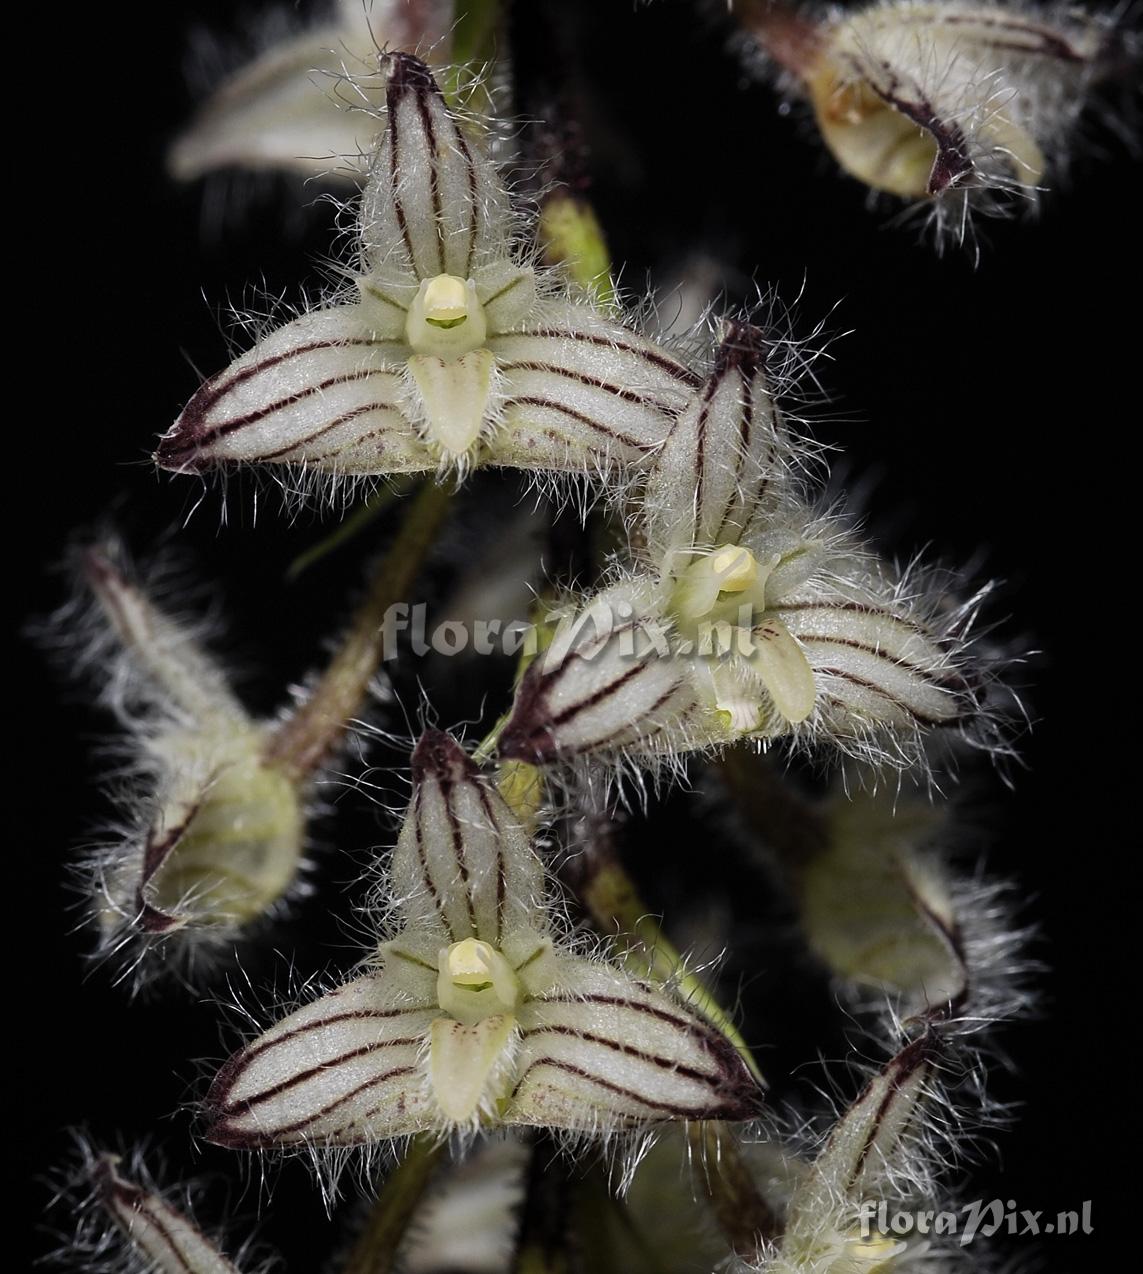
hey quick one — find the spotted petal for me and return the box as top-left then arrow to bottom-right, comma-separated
204,970 -> 438,1148
508,956 -> 764,1130
156,307 -> 434,476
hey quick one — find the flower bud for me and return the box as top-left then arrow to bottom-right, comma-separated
74,548 -> 306,980
741,0 -> 1129,246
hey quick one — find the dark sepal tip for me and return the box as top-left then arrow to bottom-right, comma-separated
713,319 -> 771,379
411,727 -> 476,782
384,52 -> 439,99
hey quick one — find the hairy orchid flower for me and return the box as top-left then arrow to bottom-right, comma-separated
204,729 -> 762,1149
754,1035 -> 950,1273
74,549 -> 306,979
741,0 -> 1127,246
499,321 -> 981,770
69,1148 -> 249,1274
156,53 -> 696,488
169,1 -> 450,184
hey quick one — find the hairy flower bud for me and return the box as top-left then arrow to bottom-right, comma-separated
75,548 -> 306,980
741,0 -> 1129,247
66,1147 -> 248,1274
799,787 -> 967,1016
759,1036 -> 944,1272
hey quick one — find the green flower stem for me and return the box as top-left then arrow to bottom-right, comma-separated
339,1135 -> 444,1274
474,590 -> 560,826
266,480 -> 455,783
286,478 -> 416,580
687,1120 -> 779,1259
538,195 -> 616,308
568,812 -> 766,1086
442,0 -> 504,113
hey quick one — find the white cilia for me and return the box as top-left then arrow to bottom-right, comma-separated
156,53 -> 696,486
753,1034 -> 949,1272
84,1151 -> 245,1274
168,1 -> 450,184
498,320 -> 981,769
204,730 -> 763,1147
76,548 -> 305,975
745,0 -> 1125,246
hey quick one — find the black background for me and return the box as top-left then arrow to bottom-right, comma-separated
15,1 -> 1136,1269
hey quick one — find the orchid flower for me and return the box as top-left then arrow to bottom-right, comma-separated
169,1 -> 450,184
204,729 -> 762,1148
754,1035 -> 947,1273
156,53 -> 696,487
499,321 -> 981,769
73,1149 -> 248,1274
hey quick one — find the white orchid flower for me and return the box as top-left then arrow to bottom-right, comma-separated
169,1 -> 451,184
498,320 -> 980,769
157,53 -> 696,487
204,729 -> 762,1148
756,1035 -> 946,1273
81,1151 -> 246,1274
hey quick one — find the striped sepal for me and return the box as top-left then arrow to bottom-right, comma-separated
204,973 -> 437,1147
509,958 -> 764,1130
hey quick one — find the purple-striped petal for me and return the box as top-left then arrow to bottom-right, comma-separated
509,957 -> 764,1129
488,301 -> 697,472
498,584 -> 704,762
392,730 -> 547,949
802,0 -> 1114,218
96,1155 -> 242,1274
360,53 -> 511,280
778,600 -> 971,733
156,308 -> 433,476
205,971 -> 438,1148
644,320 -> 787,555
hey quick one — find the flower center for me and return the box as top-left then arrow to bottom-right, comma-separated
405,273 -> 488,357
437,937 -> 522,1026
668,544 -> 817,731
670,543 -> 767,634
